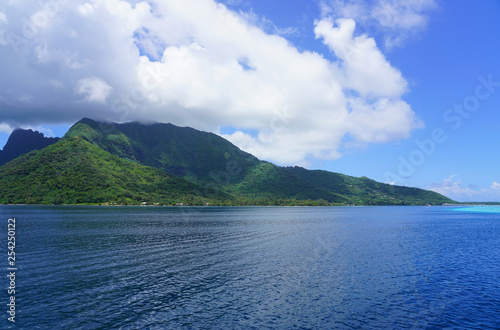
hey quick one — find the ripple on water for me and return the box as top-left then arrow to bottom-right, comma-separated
2,206 -> 499,329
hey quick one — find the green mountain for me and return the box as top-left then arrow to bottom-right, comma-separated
0,118 -> 454,205
65,118 -> 260,185
227,163 -> 450,205
0,135 -> 227,205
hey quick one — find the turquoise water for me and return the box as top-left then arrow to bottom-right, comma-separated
452,205 -> 500,213
0,206 -> 499,329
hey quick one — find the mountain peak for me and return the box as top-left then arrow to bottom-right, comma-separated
0,128 -> 60,166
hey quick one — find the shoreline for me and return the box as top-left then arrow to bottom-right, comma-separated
0,203 -> 485,207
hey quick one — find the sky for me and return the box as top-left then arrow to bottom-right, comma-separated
0,0 -> 499,202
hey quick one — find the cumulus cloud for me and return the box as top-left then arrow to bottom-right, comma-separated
76,77 -> 113,103
321,0 -> 437,49
0,0 -> 423,165
314,17 -> 408,98
428,175 -> 500,202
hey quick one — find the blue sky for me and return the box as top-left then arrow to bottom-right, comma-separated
0,0 -> 499,201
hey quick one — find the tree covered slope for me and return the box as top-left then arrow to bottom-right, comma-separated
66,118 -> 260,185
0,118 -> 455,205
0,136 -> 227,205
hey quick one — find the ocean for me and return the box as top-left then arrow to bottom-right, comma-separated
1,205 -> 499,329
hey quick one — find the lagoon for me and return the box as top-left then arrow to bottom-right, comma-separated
452,205 -> 500,213
0,206 -> 499,329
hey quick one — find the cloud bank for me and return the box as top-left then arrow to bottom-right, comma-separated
428,175 -> 500,202
0,0 -> 425,164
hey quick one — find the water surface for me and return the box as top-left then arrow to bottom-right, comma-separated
452,205 -> 500,213
0,206 -> 498,329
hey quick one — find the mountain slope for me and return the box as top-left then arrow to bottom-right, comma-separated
66,118 -> 260,185
227,163 -> 451,205
0,136 -> 227,205
227,162 -> 350,203
0,128 -> 59,166
58,118 -> 454,205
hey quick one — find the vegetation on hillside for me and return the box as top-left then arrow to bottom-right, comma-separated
0,137 -> 227,205
70,118 -> 260,185
0,118 -> 455,206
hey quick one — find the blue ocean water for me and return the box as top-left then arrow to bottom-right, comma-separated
0,206 -> 499,329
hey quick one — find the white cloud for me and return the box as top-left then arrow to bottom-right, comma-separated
347,97 -> 422,143
314,18 -> 408,98
491,181 -> 500,188
0,11 -> 6,24
76,77 -> 113,103
78,3 -> 95,16
321,0 -> 437,48
34,42 -> 91,68
428,175 -> 500,202
0,11 -> 7,46
0,0 -> 422,165
238,9 -> 300,37
0,123 -> 13,135
18,126 -> 55,138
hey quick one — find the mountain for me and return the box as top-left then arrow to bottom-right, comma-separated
227,163 -> 450,205
0,128 -> 59,166
64,118 -> 260,185
0,118 -> 454,205
0,135 -> 228,205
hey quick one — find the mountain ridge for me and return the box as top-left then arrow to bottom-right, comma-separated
0,128 -> 60,166
0,118 -> 455,205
